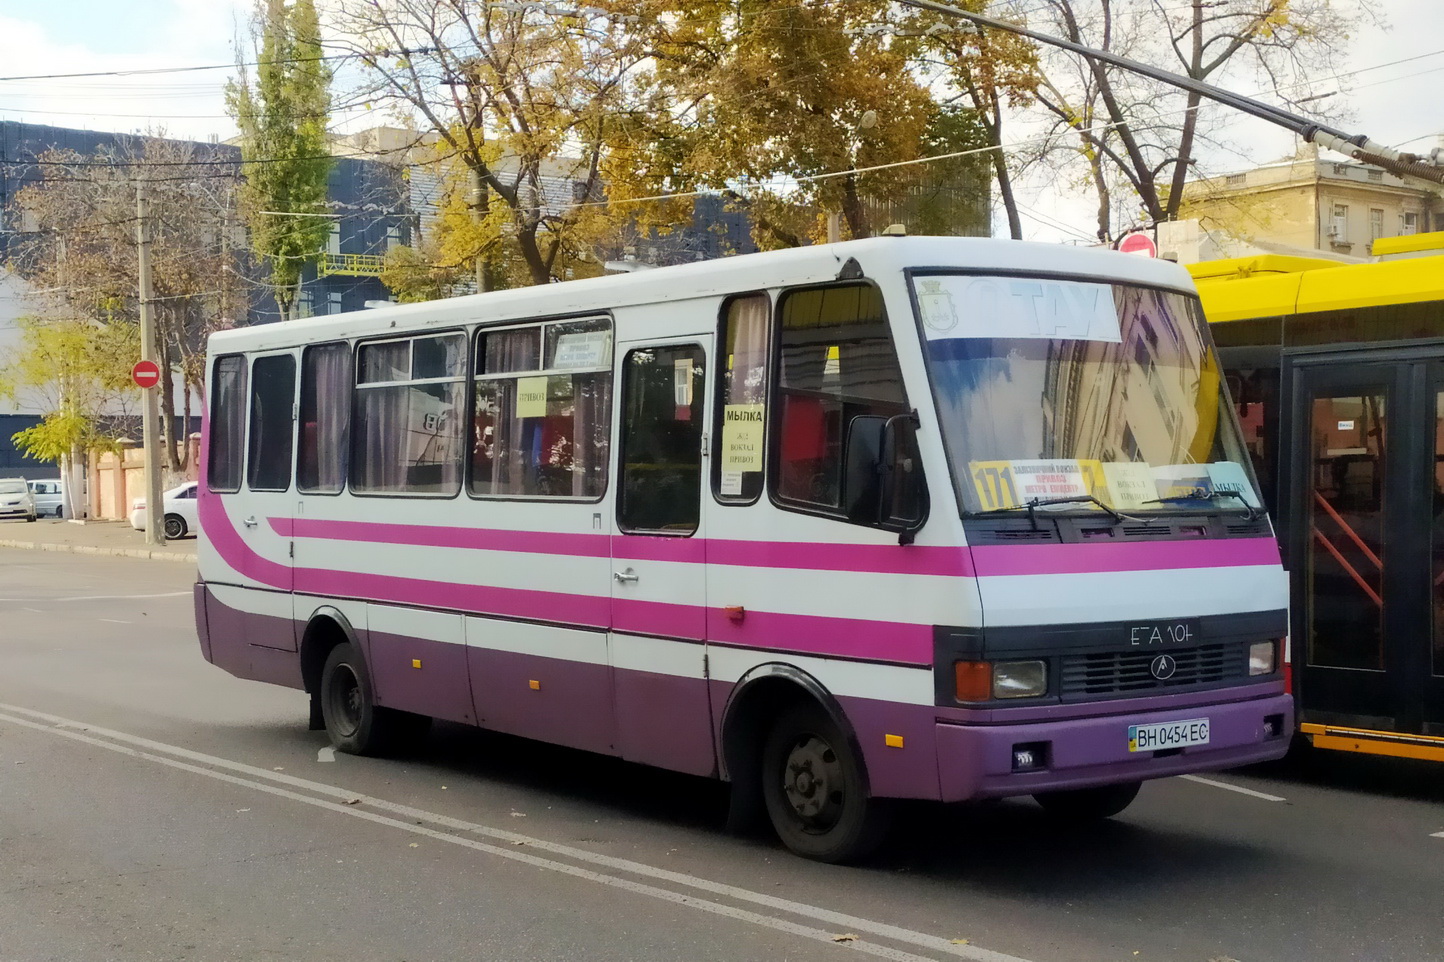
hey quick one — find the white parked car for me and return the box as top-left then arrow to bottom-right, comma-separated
28,479 -> 64,517
130,481 -> 200,539
0,478 -> 37,522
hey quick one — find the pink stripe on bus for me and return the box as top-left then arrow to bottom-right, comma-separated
969,536 -> 1281,577
275,517 -> 611,558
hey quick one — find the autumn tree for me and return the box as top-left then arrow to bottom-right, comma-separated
3,141 -> 246,472
227,0 -> 334,319
1028,0 -> 1377,239
328,0 -> 668,287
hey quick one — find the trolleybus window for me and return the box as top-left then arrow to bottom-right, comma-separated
470,317 -> 612,499
207,354 -> 247,493
714,294 -> 770,503
351,332 -> 466,495
619,345 -> 705,534
772,283 -> 907,513
298,342 -> 351,495
247,354 -> 296,492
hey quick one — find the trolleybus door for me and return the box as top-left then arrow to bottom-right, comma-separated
609,338 -> 715,775
1286,355 -> 1444,736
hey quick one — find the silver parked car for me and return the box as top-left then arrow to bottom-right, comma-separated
0,478 -> 37,522
27,479 -> 64,517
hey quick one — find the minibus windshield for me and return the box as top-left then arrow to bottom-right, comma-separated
912,273 -> 1260,516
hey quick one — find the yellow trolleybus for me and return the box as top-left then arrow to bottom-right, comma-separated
1191,233 -> 1444,762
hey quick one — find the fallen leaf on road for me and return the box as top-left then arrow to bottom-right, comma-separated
272,767 -> 284,771
235,809 -> 250,813
832,934 -> 858,943
512,841 -> 526,846
409,843 -> 418,848
511,811 -> 527,817
343,798 -> 361,805
950,939 -> 970,945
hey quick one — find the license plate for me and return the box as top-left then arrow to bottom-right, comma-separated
1128,718 -> 1210,752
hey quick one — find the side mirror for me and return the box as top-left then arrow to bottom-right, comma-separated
843,413 -> 928,540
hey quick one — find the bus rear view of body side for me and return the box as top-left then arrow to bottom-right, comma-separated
194,237 -> 1292,862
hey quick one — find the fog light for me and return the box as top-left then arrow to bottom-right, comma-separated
1012,741 -> 1048,771
993,660 -> 1047,699
1263,713 -> 1285,738
1249,640 -> 1277,676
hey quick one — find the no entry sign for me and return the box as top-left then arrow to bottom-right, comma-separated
131,360 -> 161,389
1117,231 -> 1157,258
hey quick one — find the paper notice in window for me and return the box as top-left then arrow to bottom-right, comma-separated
720,470 -> 744,496
1008,460 -> 1089,500
516,376 -> 549,418
553,331 -> 611,370
721,403 -> 765,472
1102,462 -> 1158,509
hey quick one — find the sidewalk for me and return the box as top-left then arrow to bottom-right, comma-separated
0,518 -> 198,563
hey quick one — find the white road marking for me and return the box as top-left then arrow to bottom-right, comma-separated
0,702 -> 1029,962
0,591 -> 191,603
1179,774 -> 1286,802
1430,831 -> 1444,839
98,618 -> 131,624
317,747 -> 336,763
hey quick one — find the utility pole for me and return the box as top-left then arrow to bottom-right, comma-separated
135,181 -> 165,545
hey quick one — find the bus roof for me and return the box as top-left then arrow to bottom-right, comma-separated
1188,248 -> 1444,323
210,235 -> 1197,354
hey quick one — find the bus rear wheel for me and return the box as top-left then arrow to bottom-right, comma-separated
319,643 -> 428,756
761,704 -> 889,863
1033,781 -> 1141,822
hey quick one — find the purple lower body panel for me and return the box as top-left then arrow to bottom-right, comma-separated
367,631 -> 475,726
936,690 -> 1294,801
198,588 -> 303,691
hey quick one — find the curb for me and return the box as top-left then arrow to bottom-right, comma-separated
0,539 -> 198,564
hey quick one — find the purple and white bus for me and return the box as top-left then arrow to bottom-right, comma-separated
194,236 -> 1292,862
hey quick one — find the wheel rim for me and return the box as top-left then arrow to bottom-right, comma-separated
780,733 -> 846,833
165,518 -> 183,538
327,663 -> 363,737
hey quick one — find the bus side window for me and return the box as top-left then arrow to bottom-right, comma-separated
207,354 -> 247,493
771,283 -> 907,518
713,294 -> 770,503
247,354 -> 297,492
297,342 -> 351,495
619,345 -> 706,535
352,333 -> 467,496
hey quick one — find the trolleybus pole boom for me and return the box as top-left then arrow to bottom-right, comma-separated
892,0 -> 1444,186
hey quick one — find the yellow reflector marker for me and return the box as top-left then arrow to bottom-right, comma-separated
884,734 -> 904,749
529,679 -> 541,691
411,659 -> 422,669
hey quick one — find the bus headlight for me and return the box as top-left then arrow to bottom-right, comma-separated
992,661 -> 1047,699
1248,641 -> 1277,676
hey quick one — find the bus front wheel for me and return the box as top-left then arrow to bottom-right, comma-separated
319,643 -> 428,755
761,704 -> 889,863
1033,781 -> 1141,822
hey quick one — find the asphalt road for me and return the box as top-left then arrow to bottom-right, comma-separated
1,548 -> 1441,962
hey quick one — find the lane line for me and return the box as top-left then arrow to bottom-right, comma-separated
1179,774 -> 1286,802
0,703 -> 1030,962
1430,831 -> 1444,838
0,591 -> 191,603
98,618 -> 131,624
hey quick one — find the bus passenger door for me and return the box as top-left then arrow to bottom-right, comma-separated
610,339 -> 715,776
239,349 -> 298,649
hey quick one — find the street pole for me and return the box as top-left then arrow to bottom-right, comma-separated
135,181 -> 165,546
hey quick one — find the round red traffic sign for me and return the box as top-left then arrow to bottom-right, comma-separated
131,360 -> 161,389
1117,231 -> 1157,257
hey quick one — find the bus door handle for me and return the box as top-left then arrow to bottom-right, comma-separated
243,516 -> 258,528
613,568 -> 639,584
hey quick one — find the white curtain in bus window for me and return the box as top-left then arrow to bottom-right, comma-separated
298,342 -> 351,494
247,354 -> 297,491
207,354 -> 247,493
715,294 -> 770,502
352,333 -> 465,495
471,317 -> 612,499
774,283 -> 907,510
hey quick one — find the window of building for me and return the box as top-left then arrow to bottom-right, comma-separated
714,294 -> 770,503
207,354 -> 247,493
326,222 -> 342,255
1403,211 -> 1419,235
298,342 -> 351,494
618,344 -> 705,534
1370,208 -> 1385,241
470,317 -> 612,499
1367,169 -> 1384,183
352,332 -> 466,495
771,283 -> 907,513
1225,173 -> 1246,188
1331,204 -> 1349,241
247,354 -> 297,492
328,291 -> 344,315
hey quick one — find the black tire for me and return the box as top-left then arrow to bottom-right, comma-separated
1034,781 -> 1141,822
163,514 -> 187,539
760,703 -> 889,863
319,642 -> 430,756
25,513 -> 35,522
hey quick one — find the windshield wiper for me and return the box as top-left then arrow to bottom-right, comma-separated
1142,490 -> 1260,521
976,495 -> 1125,527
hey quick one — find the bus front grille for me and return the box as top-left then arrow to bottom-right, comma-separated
1059,642 -> 1250,699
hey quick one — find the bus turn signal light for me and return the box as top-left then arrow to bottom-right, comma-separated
954,661 -> 992,702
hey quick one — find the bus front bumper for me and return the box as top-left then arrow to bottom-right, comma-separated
935,691 -> 1293,801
